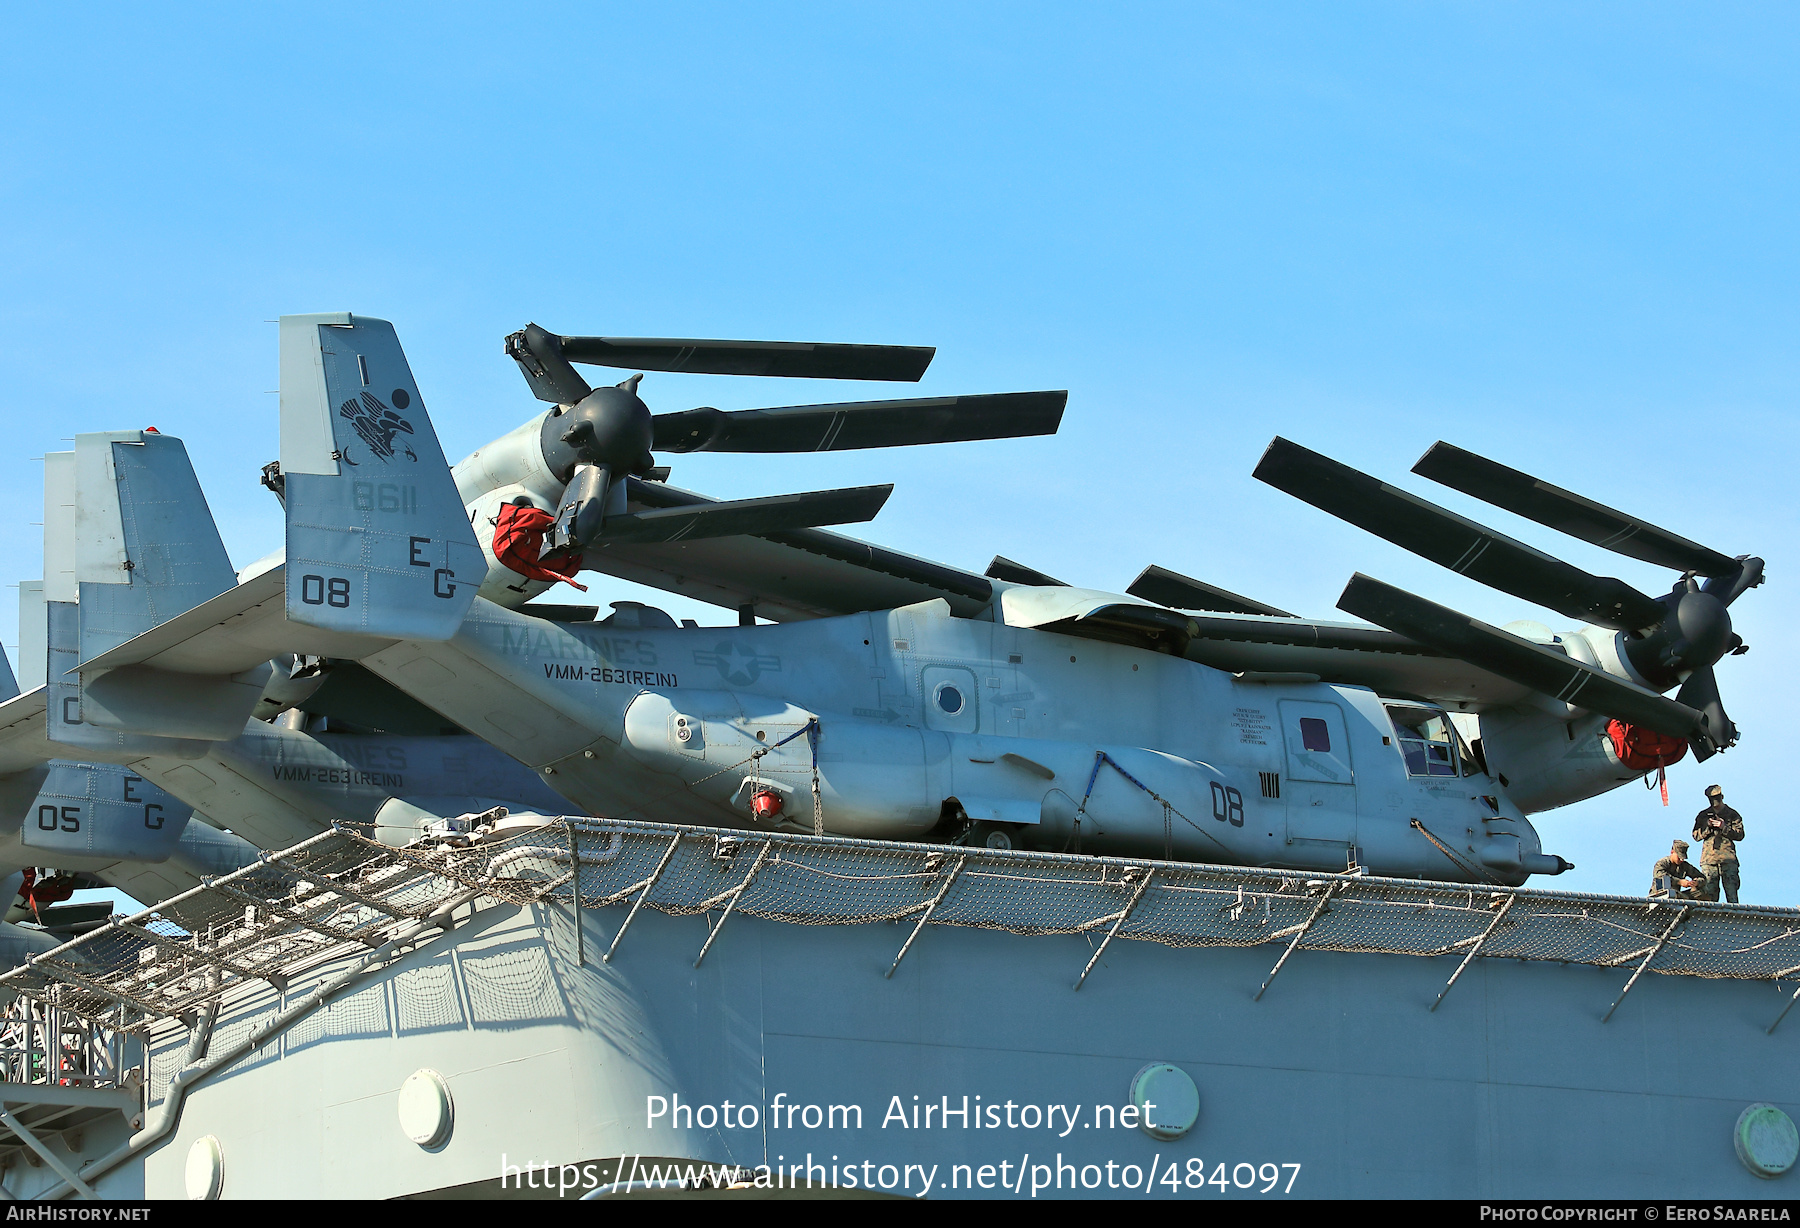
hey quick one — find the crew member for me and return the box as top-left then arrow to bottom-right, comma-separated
1691,784 -> 1745,904
492,496 -> 587,592
1650,839 -> 1704,900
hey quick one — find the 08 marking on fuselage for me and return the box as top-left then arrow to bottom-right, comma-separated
1210,783 -> 1246,826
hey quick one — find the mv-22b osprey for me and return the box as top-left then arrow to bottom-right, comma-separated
3,313 -> 1761,891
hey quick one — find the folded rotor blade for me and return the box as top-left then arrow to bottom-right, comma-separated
1185,614 -> 1435,655
625,478 -> 996,604
1338,573 -> 1709,747
986,556 -> 1067,586
505,324 -> 594,405
1413,442 -> 1742,578
1127,564 -> 1294,617
1256,438 -> 1665,632
559,464 -> 616,549
652,391 -> 1067,454
555,335 -> 934,382
1703,555 -> 1765,608
1675,664 -> 1738,760
592,484 -> 894,545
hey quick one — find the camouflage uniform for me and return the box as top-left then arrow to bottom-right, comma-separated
1650,853 -> 1705,900
1692,803 -> 1744,904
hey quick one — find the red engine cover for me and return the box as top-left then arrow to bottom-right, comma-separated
1606,718 -> 1689,773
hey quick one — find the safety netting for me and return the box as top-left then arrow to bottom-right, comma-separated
558,819 -> 1800,980
2,817 -> 1796,1032
0,825 -> 562,1031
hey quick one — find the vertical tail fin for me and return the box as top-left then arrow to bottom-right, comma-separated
280,313 -> 486,640
44,444 -> 216,754
73,429 -> 236,662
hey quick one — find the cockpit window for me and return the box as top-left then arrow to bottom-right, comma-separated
1386,706 -> 1469,778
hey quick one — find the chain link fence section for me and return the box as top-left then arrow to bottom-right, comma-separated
2,818 -> 1796,1035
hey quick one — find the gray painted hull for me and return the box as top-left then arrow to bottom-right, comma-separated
133,899 -> 1797,1199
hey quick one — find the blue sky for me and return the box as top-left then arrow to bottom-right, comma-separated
1,4 -> 1794,897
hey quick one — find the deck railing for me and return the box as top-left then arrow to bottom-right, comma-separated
1,818 -> 1796,1030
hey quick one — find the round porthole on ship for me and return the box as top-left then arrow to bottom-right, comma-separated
1130,1063 -> 1199,1141
398,1068 -> 455,1149
185,1135 -> 223,1200
935,685 -> 964,715
1735,1103 -> 1798,1178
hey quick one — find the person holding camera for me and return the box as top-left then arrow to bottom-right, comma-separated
1650,839 -> 1705,900
1691,784 -> 1745,904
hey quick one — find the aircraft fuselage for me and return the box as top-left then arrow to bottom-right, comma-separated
364,597 -> 1573,884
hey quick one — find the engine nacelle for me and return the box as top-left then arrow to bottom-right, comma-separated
451,410 -> 565,509
1477,707 -> 1641,814
451,411 -> 573,608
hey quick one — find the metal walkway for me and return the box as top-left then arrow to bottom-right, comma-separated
4,818 -> 1800,1035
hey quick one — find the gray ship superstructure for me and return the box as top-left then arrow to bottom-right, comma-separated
0,820 -> 1794,1199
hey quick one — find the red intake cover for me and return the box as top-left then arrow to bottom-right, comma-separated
1606,718 -> 1689,773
